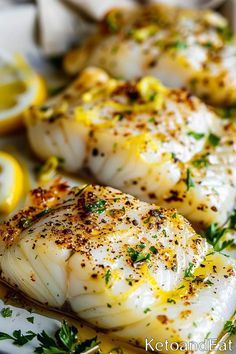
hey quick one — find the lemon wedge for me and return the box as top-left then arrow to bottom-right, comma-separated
0,51 -> 47,134
0,151 -> 24,214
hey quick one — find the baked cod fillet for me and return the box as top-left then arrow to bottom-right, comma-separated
26,68 -> 236,227
0,182 -> 236,353
64,4 -> 236,106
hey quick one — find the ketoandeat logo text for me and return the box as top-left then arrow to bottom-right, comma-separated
145,338 -> 233,352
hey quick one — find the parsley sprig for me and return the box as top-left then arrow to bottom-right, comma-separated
224,320 -> 236,335
35,320 -> 99,354
0,319 -> 122,354
204,209 -> 236,252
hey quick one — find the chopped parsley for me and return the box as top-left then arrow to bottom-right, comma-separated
19,208 -> 54,230
184,263 -> 195,278
19,217 -> 32,229
202,42 -> 214,49
138,243 -> 146,249
192,155 -> 209,168
217,26 -> 233,42
187,131 -> 205,140
0,330 -> 36,346
149,246 -> 158,254
35,208 -> 53,219
162,229 -> 167,237
204,279 -> 214,286
149,117 -> 156,124
85,199 -> 106,214
1,307 -> 12,318
105,11 -> 122,33
186,169 -> 195,191
168,40 -> 188,50
167,298 -> 176,304
144,308 -> 151,314
208,133 -> 220,146
26,316 -> 34,324
104,269 -> 112,285
128,247 -> 150,264
224,320 -> 236,335
229,209 -> 236,230
177,284 -> 185,290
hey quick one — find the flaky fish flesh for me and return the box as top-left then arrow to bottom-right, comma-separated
0,182 -> 236,353
64,4 -> 236,106
26,68 -> 236,227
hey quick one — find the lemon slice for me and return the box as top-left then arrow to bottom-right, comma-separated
0,151 -> 24,214
0,51 -> 47,134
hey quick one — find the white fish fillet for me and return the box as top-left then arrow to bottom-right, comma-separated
64,4 -> 236,106
26,67 -> 236,227
0,182 -> 235,353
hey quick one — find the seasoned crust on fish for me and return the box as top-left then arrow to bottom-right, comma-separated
64,4 -> 236,106
26,68 -> 236,226
0,183 -> 236,353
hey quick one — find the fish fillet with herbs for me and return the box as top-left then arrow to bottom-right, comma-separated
64,4 -> 236,107
26,67 -> 236,228
0,181 -> 236,353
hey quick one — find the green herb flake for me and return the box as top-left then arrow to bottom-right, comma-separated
184,263 -> 195,278
186,169 -> 195,191
177,284 -> 185,290
144,308 -> 151,314
204,279 -> 214,286
35,208 -> 53,219
202,42 -> 214,49
167,298 -> 176,304
188,131 -> 205,140
0,330 -> 36,346
168,40 -> 188,50
1,307 -> 12,318
128,247 -> 150,264
149,117 -> 156,124
85,199 -> 106,214
26,316 -> 34,324
224,320 -> 236,335
229,209 -> 236,230
105,269 -> 112,285
192,155 -> 209,168
204,223 -> 234,252
19,217 -> 32,229
149,246 -> 158,254
217,26 -> 233,42
162,229 -> 167,237
138,243 -> 146,249
208,133 -> 220,146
